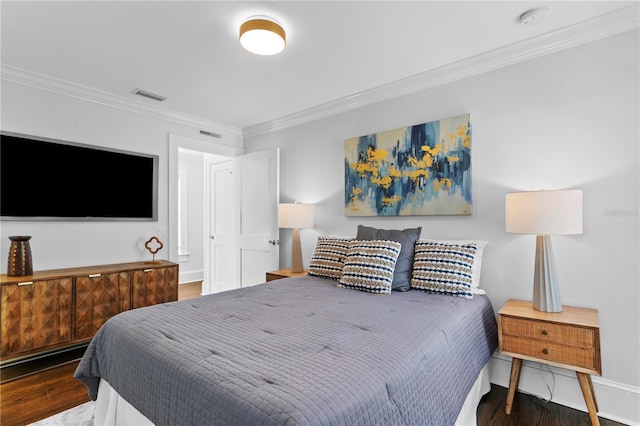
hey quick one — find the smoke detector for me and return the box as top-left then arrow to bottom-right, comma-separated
519,8 -> 547,26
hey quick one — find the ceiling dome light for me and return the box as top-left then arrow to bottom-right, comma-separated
239,16 -> 286,55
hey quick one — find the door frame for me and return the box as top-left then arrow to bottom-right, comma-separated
168,134 -> 242,282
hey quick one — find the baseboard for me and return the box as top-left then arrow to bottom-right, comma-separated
490,353 -> 640,425
178,269 -> 204,284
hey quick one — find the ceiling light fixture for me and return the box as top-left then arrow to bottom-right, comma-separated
239,16 -> 286,55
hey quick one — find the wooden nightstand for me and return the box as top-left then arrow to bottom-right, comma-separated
265,269 -> 307,282
498,299 -> 601,426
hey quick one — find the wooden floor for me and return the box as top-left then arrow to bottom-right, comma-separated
177,280 -> 202,300
1,282 -> 627,426
476,384 -> 626,426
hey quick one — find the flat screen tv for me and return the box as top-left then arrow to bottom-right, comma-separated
1,131 -> 158,221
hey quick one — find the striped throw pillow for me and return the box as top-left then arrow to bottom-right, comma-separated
410,241 -> 477,299
307,237 -> 353,280
338,240 -> 401,294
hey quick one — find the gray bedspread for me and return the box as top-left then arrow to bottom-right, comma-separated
75,275 -> 497,426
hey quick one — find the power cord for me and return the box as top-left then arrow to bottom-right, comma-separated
511,361 -> 557,403
538,362 -> 556,402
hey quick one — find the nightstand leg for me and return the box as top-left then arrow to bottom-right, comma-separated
587,374 -> 598,412
505,357 -> 522,415
577,372 -> 600,426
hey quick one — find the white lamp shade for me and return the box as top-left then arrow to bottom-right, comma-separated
278,203 -> 314,229
239,17 -> 286,55
505,190 -> 583,235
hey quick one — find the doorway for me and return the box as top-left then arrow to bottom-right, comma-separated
168,134 -> 280,295
169,134 -> 240,294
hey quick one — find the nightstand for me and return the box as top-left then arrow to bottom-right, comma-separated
498,299 -> 601,426
265,269 -> 307,282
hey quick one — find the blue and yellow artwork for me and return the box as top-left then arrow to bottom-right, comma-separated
345,114 -> 472,216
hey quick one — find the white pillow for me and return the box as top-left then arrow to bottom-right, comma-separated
418,239 -> 487,293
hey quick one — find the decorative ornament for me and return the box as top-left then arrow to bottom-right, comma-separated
145,236 -> 163,264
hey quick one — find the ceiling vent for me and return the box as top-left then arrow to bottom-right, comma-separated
199,130 -> 222,139
131,88 -> 166,102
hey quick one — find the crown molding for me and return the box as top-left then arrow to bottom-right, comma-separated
244,4 -> 639,138
0,64 -> 244,143
1,4 -> 637,141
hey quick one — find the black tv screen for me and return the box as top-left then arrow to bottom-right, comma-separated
0,131 -> 158,221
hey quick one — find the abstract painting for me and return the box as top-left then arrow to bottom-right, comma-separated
344,114 -> 472,216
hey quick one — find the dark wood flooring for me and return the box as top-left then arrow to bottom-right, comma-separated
476,384 -> 627,426
1,282 -> 628,425
0,358 -> 89,426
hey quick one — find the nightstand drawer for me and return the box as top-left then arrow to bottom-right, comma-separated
501,335 -> 598,371
501,316 -> 595,348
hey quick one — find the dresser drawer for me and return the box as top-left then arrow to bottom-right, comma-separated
501,335 -> 598,371
501,316 -> 595,348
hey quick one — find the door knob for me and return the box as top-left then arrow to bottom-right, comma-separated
210,235 -> 215,240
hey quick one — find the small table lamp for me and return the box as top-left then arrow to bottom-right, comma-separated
278,202 -> 314,273
505,189 -> 583,312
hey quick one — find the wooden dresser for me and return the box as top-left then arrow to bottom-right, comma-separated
498,299 -> 601,425
1,260 -> 178,363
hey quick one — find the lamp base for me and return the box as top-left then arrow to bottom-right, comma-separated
532,235 -> 562,312
290,228 -> 304,273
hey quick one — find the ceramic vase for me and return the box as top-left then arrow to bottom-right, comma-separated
7,236 -> 33,277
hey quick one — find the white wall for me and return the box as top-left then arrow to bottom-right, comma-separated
244,30 -> 640,424
0,79 -> 241,271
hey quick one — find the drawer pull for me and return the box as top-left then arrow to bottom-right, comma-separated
541,330 -> 548,336
17,281 -> 34,286
88,274 -> 102,278
542,348 -> 549,355
143,269 -> 153,273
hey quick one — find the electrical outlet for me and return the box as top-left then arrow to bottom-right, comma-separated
156,227 -> 167,237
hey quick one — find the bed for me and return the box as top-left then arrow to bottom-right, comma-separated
75,273 -> 498,425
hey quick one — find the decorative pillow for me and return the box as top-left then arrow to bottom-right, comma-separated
355,225 -> 421,292
419,239 -> 487,292
338,240 -> 401,294
410,241 -> 478,299
307,237 -> 353,280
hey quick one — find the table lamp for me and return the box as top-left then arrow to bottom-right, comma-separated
278,202 -> 314,273
505,189 -> 583,312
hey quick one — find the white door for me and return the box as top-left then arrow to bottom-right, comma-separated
207,160 -> 237,294
235,148 -> 280,287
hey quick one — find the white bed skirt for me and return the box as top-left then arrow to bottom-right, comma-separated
94,364 -> 491,426
455,364 -> 491,426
